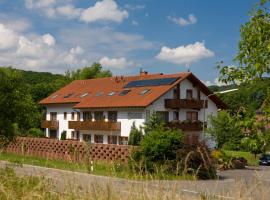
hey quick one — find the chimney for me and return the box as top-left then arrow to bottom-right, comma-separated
139,68 -> 148,76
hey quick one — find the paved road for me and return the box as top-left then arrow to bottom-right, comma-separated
1,161 -> 270,200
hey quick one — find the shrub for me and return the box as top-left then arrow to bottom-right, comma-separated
60,131 -> 66,140
27,128 -> 44,138
128,122 -> 143,146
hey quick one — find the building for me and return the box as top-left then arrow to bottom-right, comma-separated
39,71 -> 226,144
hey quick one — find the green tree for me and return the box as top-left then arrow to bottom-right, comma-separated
143,113 -> 164,135
128,122 -> 143,146
0,67 -> 40,140
66,63 -> 112,80
217,0 -> 270,84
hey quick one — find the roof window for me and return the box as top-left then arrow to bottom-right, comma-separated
119,89 -> 131,96
80,92 -> 89,98
108,91 -> 116,96
139,89 -> 150,95
95,92 -> 103,96
51,94 -> 58,99
64,93 -> 74,98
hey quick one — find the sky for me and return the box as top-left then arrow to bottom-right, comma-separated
0,0 -> 259,85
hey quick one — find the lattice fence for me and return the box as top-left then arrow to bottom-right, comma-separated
5,137 -> 133,163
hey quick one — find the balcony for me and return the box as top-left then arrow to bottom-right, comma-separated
69,121 -> 121,131
41,120 -> 59,130
164,99 -> 207,109
166,121 -> 205,131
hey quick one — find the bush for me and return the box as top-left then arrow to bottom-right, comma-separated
60,131 -> 66,140
27,128 -> 44,138
128,122 -> 143,146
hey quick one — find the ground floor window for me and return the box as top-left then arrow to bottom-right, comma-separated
83,134 -> 91,143
71,131 -> 79,140
49,130 -> 57,139
94,134 -> 103,143
119,136 -> 128,145
186,111 -> 198,122
156,111 -> 169,122
108,135 -> 117,144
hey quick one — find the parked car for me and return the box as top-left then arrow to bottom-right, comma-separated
259,154 -> 270,166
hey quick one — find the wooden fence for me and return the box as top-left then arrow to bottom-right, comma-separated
5,137 -> 133,163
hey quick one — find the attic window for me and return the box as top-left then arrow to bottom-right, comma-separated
139,89 -> 150,95
80,92 -> 89,98
95,92 -> 103,96
51,94 -> 58,99
119,89 -> 131,96
64,93 -> 74,98
108,91 -> 116,96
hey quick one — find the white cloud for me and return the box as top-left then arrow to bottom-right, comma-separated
99,56 -> 134,69
132,20 -> 139,26
156,42 -> 214,65
70,46 -> 84,54
25,0 -> 56,9
80,0 -> 128,23
42,34 -> 55,46
56,4 -> 82,19
0,14 -> 31,32
124,4 -> 145,10
203,78 -> 228,86
168,14 -> 197,26
0,24 -> 19,50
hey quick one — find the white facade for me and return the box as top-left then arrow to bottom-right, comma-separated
43,78 -> 219,144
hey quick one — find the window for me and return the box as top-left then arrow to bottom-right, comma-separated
80,92 -> 88,98
139,89 -> 150,95
64,112 -> 67,120
77,112 -> 80,121
64,93 -> 74,98
108,135 -> 117,144
83,134 -> 91,143
94,111 -> 104,121
51,94 -> 58,99
50,112 -> 57,121
128,112 -> 143,119
173,111 -> 179,121
94,135 -> 103,143
186,111 -> 198,121
49,130 -> 57,138
95,92 -> 103,96
83,112 -> 92,121
156,111 -> 169,122
186,89 -> 193,99
119,136 -> 128,145
108,111 -> 117,122
108,91 -> 116,96
71,112 -> 75,120
119,89 -> 131,96
71,131 -> 78,140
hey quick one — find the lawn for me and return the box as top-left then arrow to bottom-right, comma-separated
222,150 -> 259,166
0,152 -> 193,180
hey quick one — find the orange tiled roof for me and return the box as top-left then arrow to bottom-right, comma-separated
39,72 -> 226,109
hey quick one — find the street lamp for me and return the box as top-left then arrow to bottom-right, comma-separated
202,88 -> 238,137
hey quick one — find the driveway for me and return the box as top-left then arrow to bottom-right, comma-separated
0,161 -> 269,200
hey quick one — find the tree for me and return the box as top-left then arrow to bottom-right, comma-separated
128,122 -> 143,146
217,0 -> 270,84
0,67 -> 40,141
143,113 -> 164,135
207,111 -> 243,149
66,63 -> 112,80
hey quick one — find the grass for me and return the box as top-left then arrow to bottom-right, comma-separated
222,150 -> 259,166
0,152 -> 193,181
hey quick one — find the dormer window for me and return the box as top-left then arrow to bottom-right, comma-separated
186,89 -> 193,99
80,92 -> 89,98
139,89 -> 150,95
95,92 -> 103,96
64,93 -> 74,98
51,94 -> 58,99
119,89 -> 131,96
108,91 -> 116,96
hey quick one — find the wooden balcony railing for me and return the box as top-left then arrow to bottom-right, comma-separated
164,99 -> 207,109
69,121 -> 121,131
166,121 -> 205,131
41,120 -> 59,130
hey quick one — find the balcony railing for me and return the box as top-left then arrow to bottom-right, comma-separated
164,99 -> 207,109
166,121 -> 205,131
41,120 -> 59,130
69,121 -> 121,131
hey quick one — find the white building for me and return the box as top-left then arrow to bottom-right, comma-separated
39,71 -> 226,145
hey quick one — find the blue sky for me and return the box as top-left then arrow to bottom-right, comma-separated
0,0 -> 259,85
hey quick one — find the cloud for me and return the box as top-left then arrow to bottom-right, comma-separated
132,20 -> 139,26
124,4 -> 145,10
156,42 -> 214,65
56,4 -> 82,19
0,24 -> 19,50
168,14 -> 197,26
80,0 -> 128,23
99,56 -> 134,69
25,0 -> 56,9
0,14 -> 31,32
203,78 -> 228,86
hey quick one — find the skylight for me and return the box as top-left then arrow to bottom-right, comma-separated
51,94 -> 58,99
119,89 -> 131,96
80,92 -> 89,98
95,92 -> 103,96
108,91 -> 116,96
139,89 -> 150,95
64,93 -> 74,98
